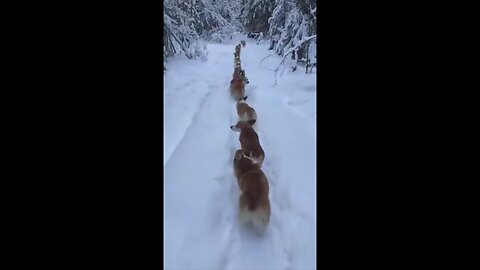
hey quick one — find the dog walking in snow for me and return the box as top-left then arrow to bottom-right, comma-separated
233,149 -> 270,235
237,97 -> 256,125
230,77 -> 246,101
234,44 -> 241,58
230,66 -> 249,100
232,66 -> 249,85
230,121 -> 265,167
234,55 -> 241,68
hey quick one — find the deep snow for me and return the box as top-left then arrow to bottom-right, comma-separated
164,35 -> 316,270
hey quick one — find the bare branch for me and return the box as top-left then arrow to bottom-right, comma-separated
267,35 -> 317,87
259,54 -> 277,71
165,25 -> 192,59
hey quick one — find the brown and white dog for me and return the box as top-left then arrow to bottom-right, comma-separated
234,56 -> 241,68
230,121 -> 265,167
237,97 -> 256,125
234,44 -> 241,58
230,77 -> 246,101
239,69 -> 249,84
233,149 -> 270,235
232,66 -> 249,84
232,65 -> 242,78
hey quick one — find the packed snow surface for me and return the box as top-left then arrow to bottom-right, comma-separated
164,34 -> 316,270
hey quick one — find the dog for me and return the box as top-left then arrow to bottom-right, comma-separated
239,69 -> 249,84
232,65 -> 242,78
237,97 -> 256,125
234,56 -> 241,68
232,67 -> 249,84
230,77 -> 246,101
233,149 -> 270,235
230,121 -> 265,167
234,44 -> 241,58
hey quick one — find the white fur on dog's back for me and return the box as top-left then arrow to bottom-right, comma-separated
238,205 -> 270,235
239,111 -> 249,122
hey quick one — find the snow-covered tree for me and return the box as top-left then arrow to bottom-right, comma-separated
163,0 -> 317,73
164,0 -> 204,59
197,0 -> 239,42
293,0 -> 316,70
267,0 -> 291,50
240,0 -> 275,34
163,0 -> 243,67
266,0 -> 316,72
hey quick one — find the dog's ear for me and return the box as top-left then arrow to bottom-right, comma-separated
243,96 -> 248,101
234,150 -> 243,160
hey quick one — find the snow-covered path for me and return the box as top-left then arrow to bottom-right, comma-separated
164,35 -> 316,270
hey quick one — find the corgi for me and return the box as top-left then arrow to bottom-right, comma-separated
230,77 -> 246,101
234,56 -> 241,68
230,121 -> 265,167
232,67 -> 249,84
234,44 -> 241,58
233,149 -> 270,235
232,66 -> 242,78
237,97 -> 256,125
239,69 -> 249,84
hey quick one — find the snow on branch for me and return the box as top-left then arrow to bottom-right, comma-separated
203,7 -> 231,27
282,35 -> 316,60
165,25 -> 193,59
310,7 -> 316,20
265,35 -> 317,86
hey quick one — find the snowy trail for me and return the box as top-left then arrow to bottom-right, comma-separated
165,35 -> 316,270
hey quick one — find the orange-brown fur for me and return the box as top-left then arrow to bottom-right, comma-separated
234,57 -> 241,68
234,44 -> 241,58
237,99 -> 257,125
233,150 -> 270,235
230,122 -> 265,167
232,66 -> 249,85
233,66 -> 242,78
230,78 -> 245,100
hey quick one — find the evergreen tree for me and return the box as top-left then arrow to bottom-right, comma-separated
267,0 -> 316,71
164,0 -> 203,59
240,0 -> 275,34
163,0 -> 316,73
268,0 -> 291,50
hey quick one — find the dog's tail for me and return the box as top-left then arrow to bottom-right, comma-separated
239,196 -> 270,235
240,191 -> 257,211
